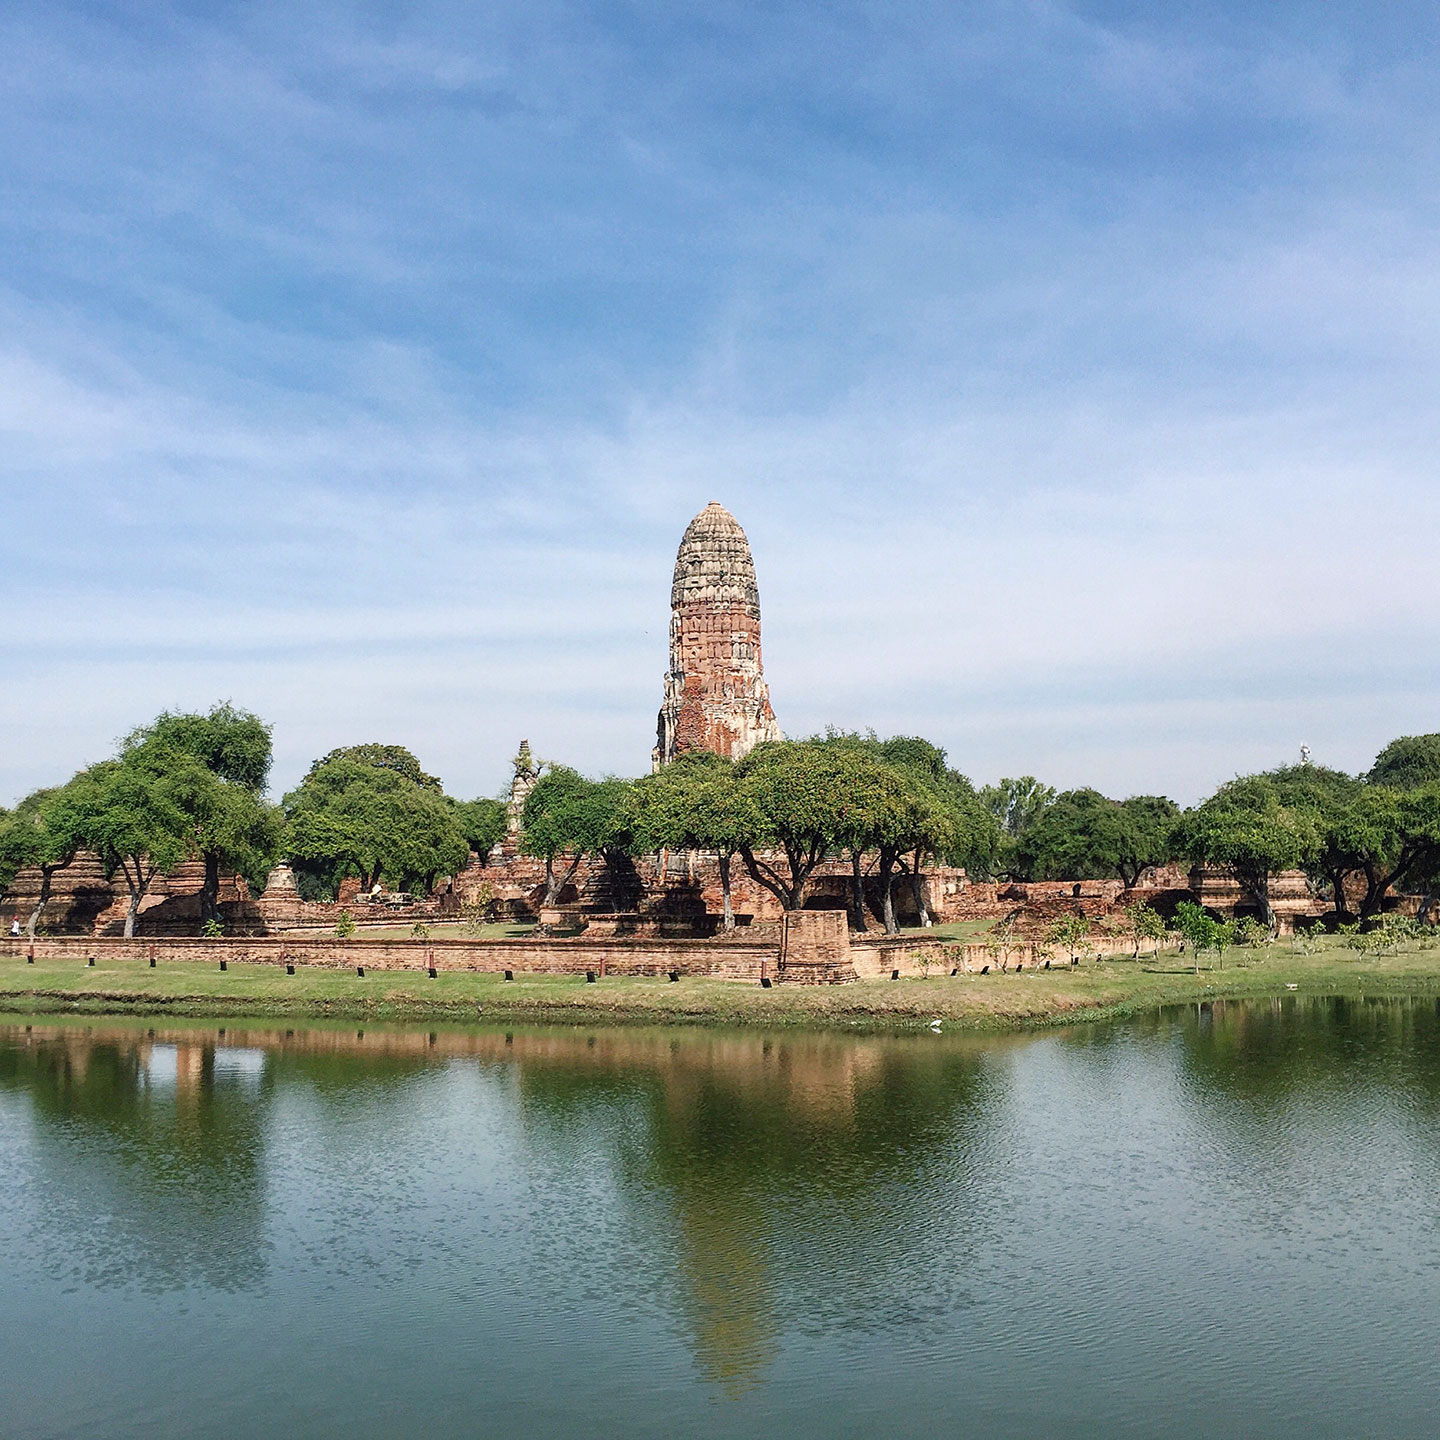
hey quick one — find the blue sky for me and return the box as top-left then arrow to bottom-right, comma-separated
2,0 -> 1438,805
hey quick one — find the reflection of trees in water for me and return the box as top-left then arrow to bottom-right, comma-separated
0,1030 -> 270,1293
510,1032 -> 1006,1391
1100,997 -> 1440,1247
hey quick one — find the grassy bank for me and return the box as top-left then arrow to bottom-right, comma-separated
3,937 -> 1440,1032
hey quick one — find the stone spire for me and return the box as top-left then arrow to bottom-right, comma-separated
654,502 -> 782,768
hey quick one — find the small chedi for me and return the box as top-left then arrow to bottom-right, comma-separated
654,502 -> 781,768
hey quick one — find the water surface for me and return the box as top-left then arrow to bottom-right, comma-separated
2,998 -> 1438,1438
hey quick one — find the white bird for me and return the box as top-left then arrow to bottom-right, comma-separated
930,1019 -> 942,1031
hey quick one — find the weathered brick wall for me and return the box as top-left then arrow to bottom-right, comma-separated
3,910 -> 862,984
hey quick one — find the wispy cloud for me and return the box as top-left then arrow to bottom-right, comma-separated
2,0 -> 1437,804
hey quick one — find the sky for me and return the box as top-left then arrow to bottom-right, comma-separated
2,0 -> 1438,807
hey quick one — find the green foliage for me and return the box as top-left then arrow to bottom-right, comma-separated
1175,776 -> 1319,929
1234,916 -> 1271,948
63,750 -> 204,936
1124,901 -> 1167,957
1211,919 -> 1236,967
1018,789 -> 1178,887
121,705 -> 283,907
629,752 -> 759,857
410,921 -> 431,940
521,766 -> 636,904
200,917 -> 224,939
0,785 -> 86,904
979,776 -> 1056,839
334,909 -> 356,939
1174,900 -> 1218,971
285,753 -> 469,896
1045,912 -> 1092,962
124,703 -> 272,791
1368,734 -> 1440,791
451,797 -> 507,860
305,743 -> 442,792
461,882 -> 497,936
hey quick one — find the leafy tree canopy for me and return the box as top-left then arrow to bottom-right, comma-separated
628,752 -> 761,858
1017,788 -> 1179,887
304,743 -> 442,792
64,749 -> 210,935
122,708 -> 282,906
1368,734 -> 1440,791
124,703 -> 273,792
452,797 -> 507,861
284,756 -> 468,894
979,776 -> 1056,844
1174,775 -> 1319,929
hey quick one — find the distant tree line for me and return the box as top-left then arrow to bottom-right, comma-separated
3,702 -> 1439,938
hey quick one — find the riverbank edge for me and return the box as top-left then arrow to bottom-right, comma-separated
4,966 -> 1438,1034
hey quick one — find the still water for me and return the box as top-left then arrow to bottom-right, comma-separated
1,999 -> 1438,1438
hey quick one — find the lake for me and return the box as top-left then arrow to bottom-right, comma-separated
2,998 -> 1438,1438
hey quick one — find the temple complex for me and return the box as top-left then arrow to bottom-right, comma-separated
654,502 -> 781,768
0,501 -> 1344,944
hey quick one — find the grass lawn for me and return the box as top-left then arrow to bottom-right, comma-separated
3,934 -> 1440,1032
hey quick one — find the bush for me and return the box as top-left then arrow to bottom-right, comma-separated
1234,917 -> 1271,949
411,921 -> 431,940
335,909 -> 356,939
461,882 -> 497,937
200,917 -> 224,939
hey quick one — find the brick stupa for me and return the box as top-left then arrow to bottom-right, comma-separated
654,502 -> 782,768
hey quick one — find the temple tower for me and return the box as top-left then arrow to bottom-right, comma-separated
654,502 -> 782,768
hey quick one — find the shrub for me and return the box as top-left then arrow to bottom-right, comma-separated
200,917 -> 224,939
335,909 -> 356,939
1234,917 -> 1271,949
411,921 -> 431,940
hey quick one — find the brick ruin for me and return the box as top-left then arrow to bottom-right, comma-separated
654,501 -> 781,768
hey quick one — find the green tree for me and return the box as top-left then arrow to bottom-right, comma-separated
0,784 -> 88,938
815,731 -> 1001,929
1017,789 -> 1178,887
520,767 -> 631,908
732,742 -> 879,913
1123,900 -> 1167,958
629,753 -> 762,931
1173,900 -> 1217,974
1045,912 -> 1091,963
1175,776 -> 1319,933
1261,763 -> 1365,918
979,776 -> 1057,878
452,797 -> 507,864
304,743 -> 442,792
65,753 -> 202,937
284,755 -> 469,897
122,705 -> 282,924
1368,734 -> 1440,791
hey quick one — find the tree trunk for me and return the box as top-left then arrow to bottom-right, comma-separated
739,846 -> 801,912
879,854 -> 899,936
720,852 -> 735,932
1328,867 -> 1354,921
124,885 -> 141,939
201,852 -> 221,927
25,864 -> 54,940
909,849 -> 930,927
543,855 -> 559,908
848,850 -> 868,933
